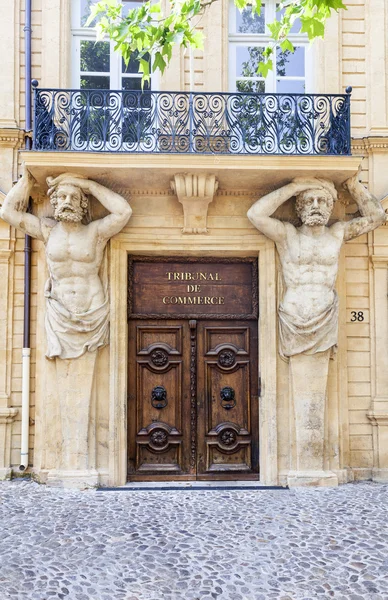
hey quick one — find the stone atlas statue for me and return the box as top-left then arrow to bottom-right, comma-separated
0,169 -> 132,478
248,173 -> 386,485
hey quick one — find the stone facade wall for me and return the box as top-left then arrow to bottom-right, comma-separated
342,0 -> 366,134
0,0 -> 387,483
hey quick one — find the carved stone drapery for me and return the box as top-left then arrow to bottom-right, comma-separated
171,173 -> 218,234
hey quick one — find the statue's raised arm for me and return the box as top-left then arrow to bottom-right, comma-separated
341,172 -> 387,241
0,168 -> 44,241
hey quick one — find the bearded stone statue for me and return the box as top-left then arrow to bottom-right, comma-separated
0,169 -> 132,480
248,174 -> 386,486
1,169 -> 132,359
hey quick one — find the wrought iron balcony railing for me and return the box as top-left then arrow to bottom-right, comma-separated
32,86 -> 352,156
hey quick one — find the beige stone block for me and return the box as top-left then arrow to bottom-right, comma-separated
346,282 -> 369,296
342,46 -> 366,60
11,378 -> 22,393
342,60 -> 366,74
347,337 -> 370,353
350,450 -> 373,468
13,306 -> 24,321
345,86 -> 366,101
352,468 -> 373,480
348,396 -> 372,410
342,20 -> 365,33
10,392 -> 21,407
343,4 -> 365,18
12,334 -> 23,348
350,114 -> 367,129
347,367 -> 370,382
349,409 -> 371,424
14,265 -> 25,280
11,350 -> 22,364
11,420 -> 21,436
346,270 -> 368,284
11,448 -> 20,466
11,364 -> 22,379
350,423 -> 372,435
14,280 -> 25,294
344,244 -> 368,257
346,322 -> 370,337
349,435 -> 373,451
12,321 -> 24,335
346,296 -> 369,309
345,256 -> 369,270
347,352 -> 369,367
348,381 -> 371,396
373,229 -> 388,245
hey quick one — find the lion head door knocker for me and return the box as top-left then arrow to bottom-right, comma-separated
151,385 -> 168,409
220,386 -> 236,410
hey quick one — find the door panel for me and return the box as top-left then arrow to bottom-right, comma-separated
128,318 -> 259,480
128,320 -> 192,476
197,321 -> 259,477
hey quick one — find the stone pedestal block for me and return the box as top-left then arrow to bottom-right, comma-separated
288,350 -> 338,486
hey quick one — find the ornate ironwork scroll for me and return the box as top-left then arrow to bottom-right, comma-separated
189,319 -> 197,472
33,85 -> 352,156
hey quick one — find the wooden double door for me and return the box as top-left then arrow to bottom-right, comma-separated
128,319 -> 259,480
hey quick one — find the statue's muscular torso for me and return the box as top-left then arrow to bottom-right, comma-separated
276,222 -> 344,320
44,220 -> 106,314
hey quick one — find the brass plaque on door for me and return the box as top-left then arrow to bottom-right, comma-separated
128,257 -> 258,319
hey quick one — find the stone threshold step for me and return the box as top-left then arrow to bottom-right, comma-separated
97,481 -> 289,491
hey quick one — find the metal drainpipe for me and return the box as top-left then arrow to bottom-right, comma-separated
20,0 -> 32,471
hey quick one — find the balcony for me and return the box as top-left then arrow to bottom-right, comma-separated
33,87 -> 352,156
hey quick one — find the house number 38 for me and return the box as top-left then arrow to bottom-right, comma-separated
350,311 -> 364,322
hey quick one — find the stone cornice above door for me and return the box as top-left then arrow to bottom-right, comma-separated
21,152 -> 362,198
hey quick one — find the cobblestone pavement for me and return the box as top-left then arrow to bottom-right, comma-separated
0,480 -> 387,600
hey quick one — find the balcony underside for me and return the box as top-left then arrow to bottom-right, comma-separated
22,152 -> 361,194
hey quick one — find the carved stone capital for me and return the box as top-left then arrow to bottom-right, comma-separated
0,128 -> 25,149
171,173 -> 218,234
0,407 -> 18,424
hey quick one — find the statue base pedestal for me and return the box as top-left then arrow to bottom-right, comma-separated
287,470 -> 338,487
0,467 -> 13,480
371,468 -> 388,483
46,469 -> 99,489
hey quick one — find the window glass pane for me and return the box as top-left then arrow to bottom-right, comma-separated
236,47 -> 265,78
122,52 -> 150,75
122,77 -> 151,91
80,75 -> 110,89
236,5 -> 265,34
81,41 -> 110,72
236,80 -> 265,93
277,7 -> 301,33
276,46 -> 305,77
276,79 -> 305,94
80,0 -> 100,27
